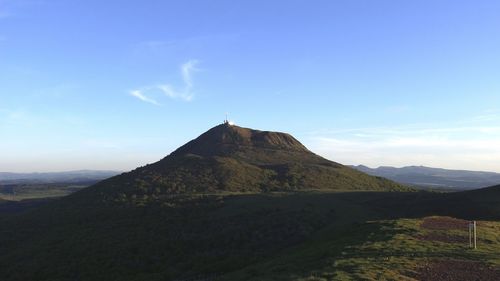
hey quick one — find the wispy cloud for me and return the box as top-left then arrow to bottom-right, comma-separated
130,90 -> 161,106
130,59 -> 199,105
181,59 -> 197,90
469,112 -> 500,122
305,122 -> 500,172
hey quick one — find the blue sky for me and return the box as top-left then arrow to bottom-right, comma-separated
1,0 -> 500,172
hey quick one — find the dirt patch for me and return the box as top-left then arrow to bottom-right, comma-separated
416,233 -> 466,243
421,217 -> 469,230
416,259 -> 500,281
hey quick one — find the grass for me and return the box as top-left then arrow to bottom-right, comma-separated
331,218 -> 500,280
1,191 -> 499,281
221,216 -> 500,280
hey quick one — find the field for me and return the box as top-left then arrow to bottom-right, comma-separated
0,183 -> 87,201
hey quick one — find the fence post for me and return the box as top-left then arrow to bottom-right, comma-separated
473,220 -> 477,249
469,222 -> 472,248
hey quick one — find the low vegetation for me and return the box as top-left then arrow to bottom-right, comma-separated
1,190 -> 499,281
225,216 -> 500,280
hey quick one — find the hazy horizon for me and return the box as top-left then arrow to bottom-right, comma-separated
3,163 -> 500,175
2,1 -> 500,172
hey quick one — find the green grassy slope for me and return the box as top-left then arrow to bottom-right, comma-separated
1,188 -> 499,281
223,216 -> 500,280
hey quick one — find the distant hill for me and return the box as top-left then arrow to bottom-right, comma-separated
0,170 -> 121,185
350,165 -> 500,190
0,170 -> 122,202
76,123 -> 408,203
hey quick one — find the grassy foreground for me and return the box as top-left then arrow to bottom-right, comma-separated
1,191 -> 499,281
223,216 -> 500,280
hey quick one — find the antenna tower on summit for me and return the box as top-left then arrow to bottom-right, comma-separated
224,113 -> 234,125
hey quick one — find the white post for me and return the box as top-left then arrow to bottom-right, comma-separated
473,221 -> 477,249
469,222 -> 472,248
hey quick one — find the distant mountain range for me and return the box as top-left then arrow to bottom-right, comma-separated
350,165 -> 500,190
0,170 -> 122,185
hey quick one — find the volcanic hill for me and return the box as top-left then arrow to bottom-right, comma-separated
79,123 -> 407,203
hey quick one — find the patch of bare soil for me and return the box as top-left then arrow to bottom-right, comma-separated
416,233 -> 466,243
421,217 -> 468,230
416,259 -> 500,281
